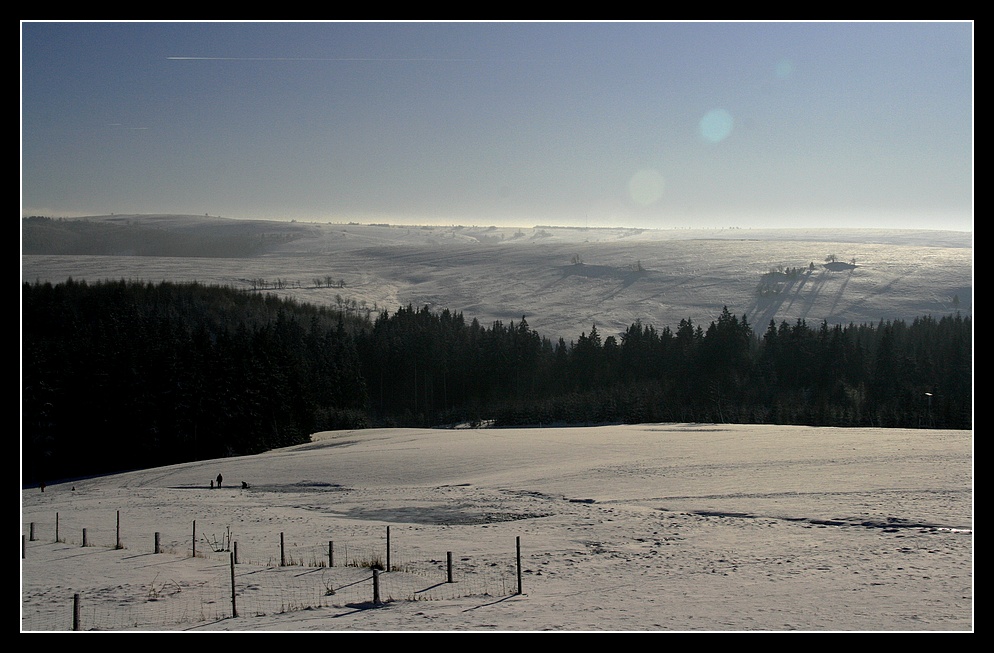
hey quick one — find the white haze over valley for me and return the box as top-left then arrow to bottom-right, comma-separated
20,215 -> 973,344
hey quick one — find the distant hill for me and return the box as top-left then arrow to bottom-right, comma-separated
21,214 -> 316,258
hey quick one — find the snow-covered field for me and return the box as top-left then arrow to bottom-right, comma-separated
20,424 -> 972,632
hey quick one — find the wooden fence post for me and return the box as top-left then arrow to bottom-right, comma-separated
516,536 -> 522,595
56,512 -> 60,543
82,528 -> 88,547
192,520 -> 196,558
329,540 -> 334,568
72,593 -> 81,631
22,534 -> 25,559
230,551 -> 238,618
386,526 -> 391,571
373,569 -> 381,606
30,522 -> 36,541
155,532 -> 161,554
116,510 -> 122,549
447,551 -> 453,583
280,532 -> 285,567
234,541 -> 239,564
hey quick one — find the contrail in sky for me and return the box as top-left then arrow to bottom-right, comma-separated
167,56 -> 555,63
169,56 -> 498,61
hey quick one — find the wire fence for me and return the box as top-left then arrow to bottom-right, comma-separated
21,511 -> 523,631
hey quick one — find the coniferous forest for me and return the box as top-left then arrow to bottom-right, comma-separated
21,279 -> 972,485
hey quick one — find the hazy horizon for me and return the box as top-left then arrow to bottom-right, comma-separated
21,212 -> 975,235
21,21 -> 973,232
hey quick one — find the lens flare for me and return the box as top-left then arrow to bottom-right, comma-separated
699,109 -> 734,143
776,59 -> 794,79
628,169 -> 666,206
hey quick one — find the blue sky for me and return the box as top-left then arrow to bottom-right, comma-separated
20,21 -> 973,231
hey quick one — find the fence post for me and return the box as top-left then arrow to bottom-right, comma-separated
373,569 -> 381,606
22,534 -> 25,559
280,532 -> 285,567
56,512 -> 60,543
234,541 -> 239,564
329,540 -> 334,568
516,536 -> 522,595
230,551 -> 238,618
386,526 -> 391,571
155,532 -> 161,554
116,510 -> 122,549
192,520 -> 196,558
82,528 -> 88,547
447,551 -> 453,583
30,522 -> 36,541
72,593 -> 81,631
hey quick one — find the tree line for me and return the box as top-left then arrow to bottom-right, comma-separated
21,279 -> 972,485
